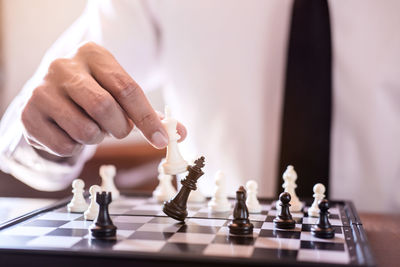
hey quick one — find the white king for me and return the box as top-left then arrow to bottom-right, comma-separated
162,106 -> 188,175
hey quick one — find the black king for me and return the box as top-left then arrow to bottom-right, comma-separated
163,156 -> 205,221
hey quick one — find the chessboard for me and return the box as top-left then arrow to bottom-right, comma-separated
0,193 -> 375,267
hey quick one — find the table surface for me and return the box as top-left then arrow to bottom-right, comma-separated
359,213 -> 400,267
0,197 -> 398,266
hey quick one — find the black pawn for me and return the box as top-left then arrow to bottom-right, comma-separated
273,192 -> 296,229
163,157 -> 205,221
90,191 -> 117,239
228,186 -> 254,235
311,199 -> 335,239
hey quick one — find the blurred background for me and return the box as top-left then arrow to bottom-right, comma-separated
0,0 -> 166,198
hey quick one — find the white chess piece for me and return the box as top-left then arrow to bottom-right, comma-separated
276,165 -> 303,212
162,106 -> 188,175
84,185 -> 101,220
67,179 -> 88,213
208,170 -> 231,212
153,158 -> 177,202
246,180 -> 262,213
100,165 -> 120,200
188,187 -> 206,203
308,183 -> 326,217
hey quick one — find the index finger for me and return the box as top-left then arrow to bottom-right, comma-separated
82,46 -> 169,149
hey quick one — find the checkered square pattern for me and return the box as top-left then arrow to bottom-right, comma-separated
0,196 -> 360,266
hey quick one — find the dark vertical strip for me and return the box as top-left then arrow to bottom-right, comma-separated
278,0 -> 332,198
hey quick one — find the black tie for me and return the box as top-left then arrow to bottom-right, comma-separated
278,0 -> 332,198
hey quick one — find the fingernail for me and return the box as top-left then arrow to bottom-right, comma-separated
151,131 -> 169,149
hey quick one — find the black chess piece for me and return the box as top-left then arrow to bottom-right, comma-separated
90,191 -> 117,239
311,199 -> 335,239
163,156 -> 205,221
273,192 -> 296,229
228,186 -> 254,235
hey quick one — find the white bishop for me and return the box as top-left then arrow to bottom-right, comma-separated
276,165 -> 303,212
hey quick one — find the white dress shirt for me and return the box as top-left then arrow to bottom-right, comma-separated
0,0 -> 399,212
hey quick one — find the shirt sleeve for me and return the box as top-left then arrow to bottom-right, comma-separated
0,0 -> 160,191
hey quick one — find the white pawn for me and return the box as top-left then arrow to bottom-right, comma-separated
67,179 -> 88,213
153,158 -> 177,202
246,180 -> 262,213
308,183 -> 326,217
84,185 -> 101,220
100,165 -> 120,200
208,171 -> 231,212
276,165 -> 303,212
162,106 -> 188,175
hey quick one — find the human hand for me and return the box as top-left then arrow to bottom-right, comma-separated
21,42 -> 186,157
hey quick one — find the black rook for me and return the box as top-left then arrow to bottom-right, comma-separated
90,191 -> 117,239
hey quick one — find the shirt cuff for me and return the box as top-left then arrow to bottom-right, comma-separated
0,135 -> 96,191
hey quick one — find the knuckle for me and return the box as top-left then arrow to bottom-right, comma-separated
135,112 -> 157,129
48,58 -> 71,73
78,123 -> 101,143
114,123 -> 133,139
64,72 -> 87,88
113,73 -> 141,99
77,41 -> 105,57
30,86 -> 46,102
90,94 -> 114,118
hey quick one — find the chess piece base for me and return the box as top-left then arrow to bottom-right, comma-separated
247,204 -> 262,214
163,162 -> 188,175
153,189 -> 176,203
273,217 -> 296,229
67,202 -> 88,213
90,224 -> 117,238
228,221 -> 254,235
307,208 -> 320,218
311,225 -> 335,239
84,209 -> 99,221
163,199 -> 188,221
208,200 -> 231,213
